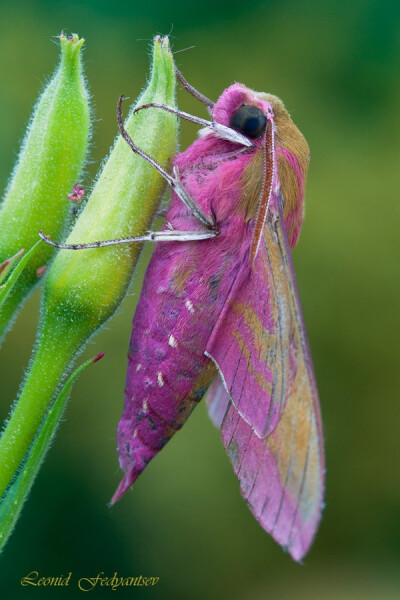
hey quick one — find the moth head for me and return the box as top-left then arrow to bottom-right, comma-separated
211,83 -> 271,146
212,85 -> 310,247
229,104 -> 267,140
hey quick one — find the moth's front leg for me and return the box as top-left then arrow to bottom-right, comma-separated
39,227 -> 219,250
117,97 -> 216,232
170,165 -> 217,231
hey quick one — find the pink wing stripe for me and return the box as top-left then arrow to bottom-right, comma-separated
205,251 -> 284,438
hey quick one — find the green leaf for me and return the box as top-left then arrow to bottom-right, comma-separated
0,352 -> 104,553
0,249 -> 25,285
0,241 -> 42,310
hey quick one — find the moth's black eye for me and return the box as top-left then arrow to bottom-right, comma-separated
229,105 -> 267,139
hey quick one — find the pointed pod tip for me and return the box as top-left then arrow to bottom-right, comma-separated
158,35 -> 172,56
150,34 -> 175,88
161,35 -> 170,47
59,32 -> 85,59
152,34 -> 172,57
151,35 -> 162,55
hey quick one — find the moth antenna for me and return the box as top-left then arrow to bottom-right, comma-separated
250,117 -> 275,264
175,66 -> 214,110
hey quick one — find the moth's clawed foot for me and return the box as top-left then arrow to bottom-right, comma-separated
39,230 -> 52,244
155,209 -> 168,219
172,165 -> 181,183
208,207 -> 219,232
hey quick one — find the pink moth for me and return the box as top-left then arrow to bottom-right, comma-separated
43,69 -> 325,562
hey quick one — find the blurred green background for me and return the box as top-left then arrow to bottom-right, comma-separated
0,0 -> 399,598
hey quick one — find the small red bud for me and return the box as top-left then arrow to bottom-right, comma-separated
67,184 -> 85,203
92,352 -> 105,363
36,265 -> 47,278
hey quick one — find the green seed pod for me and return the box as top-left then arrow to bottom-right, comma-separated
45,36 -> 177,331
0,36 -> 177,497
0,34 -> 90,342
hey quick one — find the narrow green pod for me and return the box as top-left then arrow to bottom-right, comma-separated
0,36 -> 177,497
0,34 -> 90,342
45,36 -> 177,328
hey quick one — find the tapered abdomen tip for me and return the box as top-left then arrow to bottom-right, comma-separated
109,469 -> 139,505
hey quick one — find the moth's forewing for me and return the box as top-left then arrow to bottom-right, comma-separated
206,194 -> 324,561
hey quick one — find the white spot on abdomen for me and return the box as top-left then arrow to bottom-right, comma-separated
168,335 -> 177,347
157,372 -> 165,387
136,364 -> 142,372
185,299 -> 194,314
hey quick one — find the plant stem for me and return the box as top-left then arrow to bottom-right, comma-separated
0,35 -> 177,500
0,326 -> 79,497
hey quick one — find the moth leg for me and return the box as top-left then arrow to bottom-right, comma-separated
130,101 -> 253,148
172,164 -> 219,229
175,66 -> 214,111
39,228 -> 218,250
117,97 -> 216,231
144,229 -> 219,242
118,96 -> 254,228
155,208 -> 168,219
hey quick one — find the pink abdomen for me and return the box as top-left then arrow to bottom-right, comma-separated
116,236 -> 235,488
